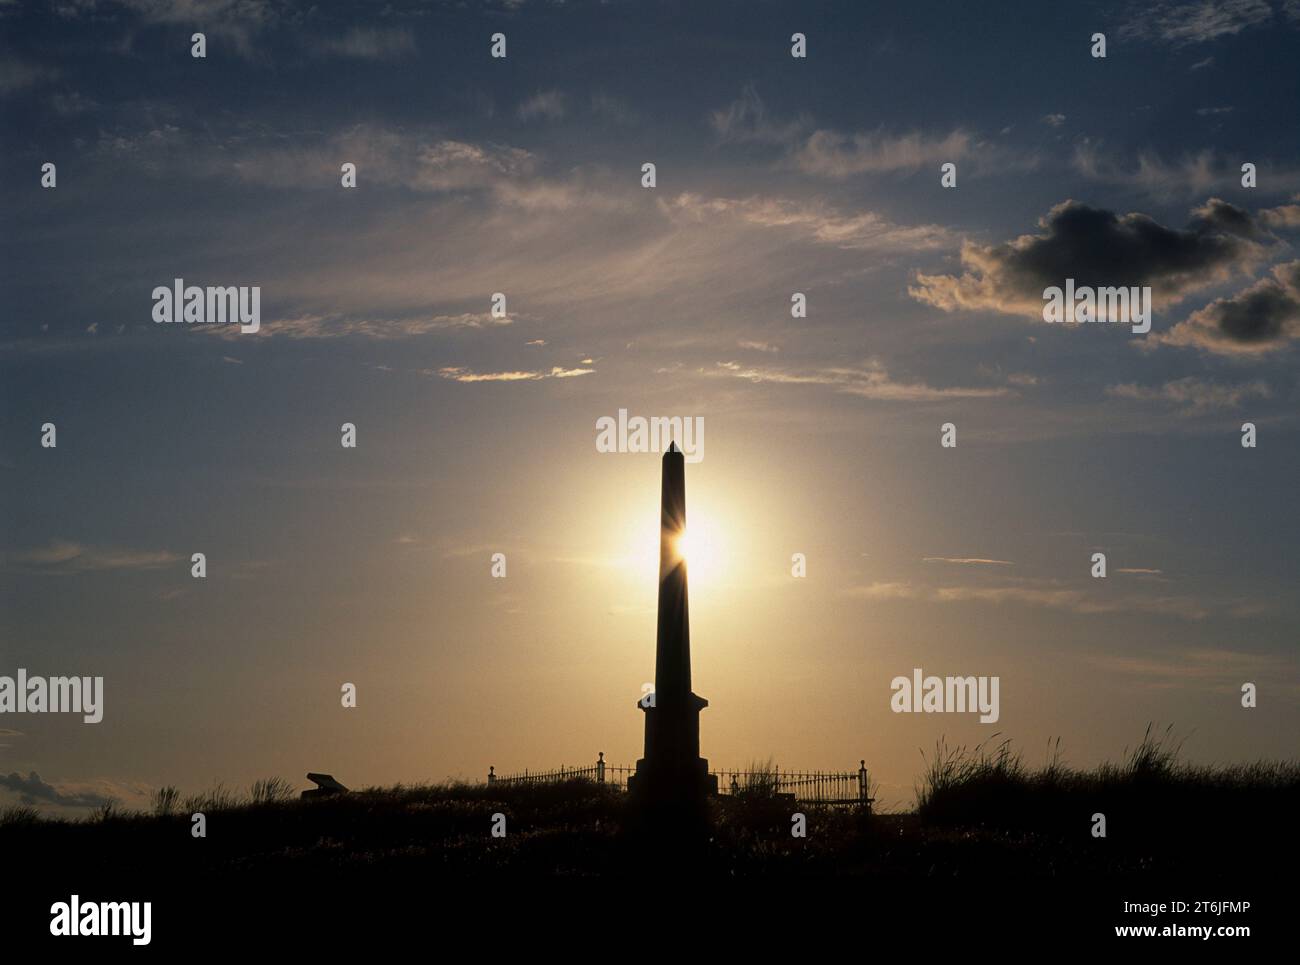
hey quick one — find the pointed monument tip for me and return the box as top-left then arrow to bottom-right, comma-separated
667,441 -> 681,453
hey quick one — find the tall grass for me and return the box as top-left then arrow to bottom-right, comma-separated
152,785 -> 180,816
88,801 -> 119,823
731,758 -> 782,798
917,724 -> 1300,843
250,777 -> 297,805
0,804 -> 42,827
916,734 -> 1025,815
182,783 -> 243,813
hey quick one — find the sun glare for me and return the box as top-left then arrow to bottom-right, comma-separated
675,512 -> 728,586
606,478 -> 747,599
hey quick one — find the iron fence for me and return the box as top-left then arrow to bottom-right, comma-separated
489,753 -> 873,808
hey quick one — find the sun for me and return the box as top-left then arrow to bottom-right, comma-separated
609,486 -> 740,596
674,515 -> 726,586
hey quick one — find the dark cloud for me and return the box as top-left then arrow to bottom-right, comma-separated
0,770 -> 115,808
911,199 -> 1270,318
1191,197 -> 1266,240
1156,260 -> 1300,354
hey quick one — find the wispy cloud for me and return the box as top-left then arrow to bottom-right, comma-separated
213,311 -> 518,340
1073,144 -> 1300,199
922,557 -> 1014,566
710,85 -> 810,145
310,26 -> 416,60
709,359 -> 1010,401
661,193 -> 955,251
1118,0 -> 1275,47
108,0 -> 286,60
710,86 -> 1021,179
517,89 -> 566,121
6,540 -> 181,573
846,580 -> 1211,619
436,365 -> 593,383
793,127 -> 978,178
1106,377 -> 1273,412
93,124 -> 539,196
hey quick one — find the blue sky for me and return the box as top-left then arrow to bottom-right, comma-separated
2,0 -> 1298,812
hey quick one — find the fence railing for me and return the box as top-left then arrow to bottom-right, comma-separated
489,753 -> 874,808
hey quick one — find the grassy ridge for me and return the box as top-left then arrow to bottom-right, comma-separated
917,726 -> 1300,849
5,728 -> 1296,878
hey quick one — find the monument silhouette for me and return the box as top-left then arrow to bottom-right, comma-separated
627,442 -> 719,809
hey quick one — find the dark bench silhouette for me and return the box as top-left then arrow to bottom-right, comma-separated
301,773 -> 349,799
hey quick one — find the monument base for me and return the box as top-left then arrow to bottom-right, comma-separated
626,756 -> 719,804
628,692 -> 719,807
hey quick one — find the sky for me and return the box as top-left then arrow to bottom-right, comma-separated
1,0 -> 1298,813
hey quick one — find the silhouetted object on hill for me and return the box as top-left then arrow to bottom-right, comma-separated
628,442 -> 719,810
302,773 -> 349,799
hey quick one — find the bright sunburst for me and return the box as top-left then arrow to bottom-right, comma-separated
675,514 -> 726,586
608,475 -> 746,599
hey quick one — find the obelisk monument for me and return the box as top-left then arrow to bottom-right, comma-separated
628,441 -> 719,806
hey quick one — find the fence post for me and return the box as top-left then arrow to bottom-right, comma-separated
857,759 -> 867,802
488,766 -> 495,786
597,751 -> 606,783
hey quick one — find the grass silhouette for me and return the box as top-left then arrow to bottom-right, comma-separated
916,724 -> 1299,853
5,727 -> 1295,879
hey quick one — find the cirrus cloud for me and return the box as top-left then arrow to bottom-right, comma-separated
1106,376 -> 1273,411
